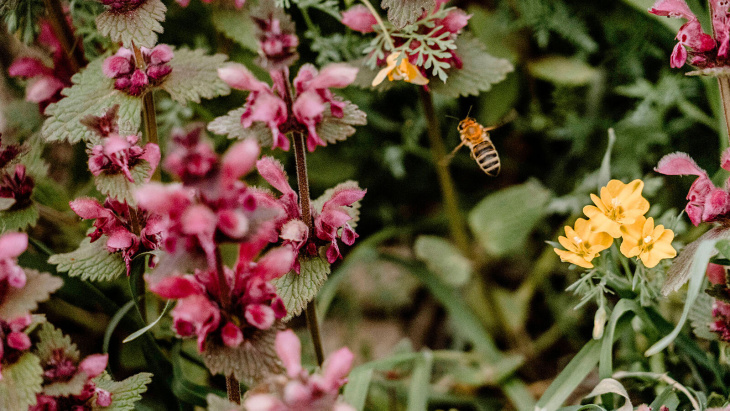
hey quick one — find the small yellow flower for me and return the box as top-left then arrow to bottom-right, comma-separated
619,216 -> 677,268
554,218 -> 613,268
371,52 -> 429,87
583,179 -> 650,238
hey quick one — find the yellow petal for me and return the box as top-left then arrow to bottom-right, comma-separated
589,231 -> 613,251
372,66 -> 392,86
587,213 -> 621,238
620,238 -> 640,258
554,248 -> 594,268
558,235 -> 577,253
589,194 -> 607,213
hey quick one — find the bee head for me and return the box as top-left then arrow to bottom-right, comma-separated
458,118 -> 475,132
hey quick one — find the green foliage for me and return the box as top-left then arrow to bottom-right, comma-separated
315,99 -> 368,145
430,34 -> 514,97
0,204 -> 39,233
94,161 -> 152,205
468,179 -> 552,257
0,353 -> 44,410
414,235 -> 471,286
208,107 -> 272,144
95,0 -> 166,48
689,293 -> 717,341
511,0 -> 597,52
0,269 -> 63,320
308,32 -> 368,66
528,56 -> 599,86
380,0 -> 436,28
211,9 -> 257,52
274,255 -> 331,321
1,0 -> 44,43
35,322 -> 80,362
94,372 -> 153,410
202,326 -> 283,386
42,57 -> 142,144
162,48 -> 231,104
48,236 -> 127,282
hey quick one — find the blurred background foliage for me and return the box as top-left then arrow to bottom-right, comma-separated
2,0 -> 729,409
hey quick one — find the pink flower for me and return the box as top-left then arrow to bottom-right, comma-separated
163,126 -> 218,183
100,0 -> 146,12
649,0 -> 717,68
341,5 -> 378,33
708,263 -> 727,285
655,150 -> 730,225
314,185 -> 366,263
251,4 -> 300,70
102,45 -> 173,96
70,197 -> 163,274
0,314 -> 33,380
712,300 -> 730,341
0,165 -> 34,211
0,232 -> 28,289
149,244 -> 293,352
244,330 -> 355,411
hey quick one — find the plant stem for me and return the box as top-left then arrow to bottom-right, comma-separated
214,247 -> 241,402
131,43 -> 161,179
359,0 -> 394,50
292,131 -> 326,367
43,0 -> 86,72
419,88 -> 471,256
718,78 -> 730,148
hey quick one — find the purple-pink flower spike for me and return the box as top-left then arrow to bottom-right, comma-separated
341,5 -> 378,33
102,45 -> 173,96
0,232 -> 32,381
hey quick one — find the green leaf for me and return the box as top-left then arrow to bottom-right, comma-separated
316,99 -> 367,146
104,300 -> 137,354
172,344 -> 226,406
202,325 -> 283,386
95,0 -> 166,48
44,372 -> 89,397
94,372 -> 153,411
49,236 -> 127,282
468,179 -> 552,257
406,350 -> 433,411
207,107 -> 274,145
123,299 -> 172,343
94,160 -> 152,205
35,322 -> 80,363
430,34 -> 514,98
0,197 -> 15,211
0,269 -> 63,319
381,0 -> 436,28
0,204 -> 39,233
161,48 -> 231,105
597,129 -> 617,190
535,340 -> 601,411
42,56 -> 142,144
211,9 -> 257,52
275,256 -> 331,321
528,55 -> 599,86
0,353 -> 44,410
414,235 -> 472,286
585,379 -> 633,411
662,227 -> 730,295
647,238 -> 722,356
598,299 -> 655,379
689,293 -> 717,340
342,367 -> 373,411
206,393 -> 244,411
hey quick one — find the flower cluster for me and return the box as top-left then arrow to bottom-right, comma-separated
31,351 -> 111,410
218,62 -> 358,152
244,330 -> 355,411
0,232 -> 32,380
149,241 -> 294,352
8,20 -> 74,112
655,149 -> 730,226
251,3 -> 299,70
100,0 -> 146,13
257,156 -> 366,266
342,1 -> 470,86
102,45 -> 173,96
70,197 -> 163,274
135,130 -> 270,269
0,136 -> 33,212
554,179 -> 676,268
711,299 -> 730,342
82,106 -> 161,183
649,0 -> 730,69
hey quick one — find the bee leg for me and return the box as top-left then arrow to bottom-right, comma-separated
470,151 -> 475,160
439,141 -> 466,166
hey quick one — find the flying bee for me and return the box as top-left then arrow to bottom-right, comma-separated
442,111 -> 515,176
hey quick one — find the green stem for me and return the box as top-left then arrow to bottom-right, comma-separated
718,77 -> 730,149
43,0 -> 86,72
419,88 -> 470,257
359,0 -> 394,50
214,247 -> 241,402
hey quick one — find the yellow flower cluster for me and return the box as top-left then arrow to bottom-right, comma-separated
553,180 -> 676,269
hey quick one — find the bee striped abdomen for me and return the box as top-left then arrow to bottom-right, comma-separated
472,139 -> 500,176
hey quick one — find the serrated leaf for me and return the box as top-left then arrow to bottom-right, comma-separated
528,55 -> 598,86
202,325 -> 283,386
0,204 -> 39,233
161,48 -> 231,104
94,161 -> 151,205
311,180 -> 363,229
94,372 -> 153,410
35,322 -> 80,363
0,269 -> 63,319
43,372 -> 89,397
381,0 -> 435,28
48,236 -> 127,282
207,107 -> 274,146
414,235 -> 472,287
316,100 -> 367,145
211,9 -> 257,52
0,197 -> 15,211
0,353 -> 43,410
468,179 -> 552,257
274,256 -> 331,321
690,293 -> 717,341
95,0 -> 166,48
42,57 -> 142,144
430,34 -> 514,98
662,227 -> 730,295
207,393 -> 244,411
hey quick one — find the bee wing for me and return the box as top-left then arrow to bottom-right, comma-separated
482,109 -> 517,132
439,140 -> 466,166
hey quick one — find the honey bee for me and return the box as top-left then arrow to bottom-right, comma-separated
442,113 -> 512,176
